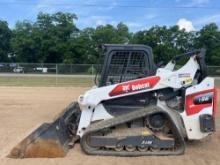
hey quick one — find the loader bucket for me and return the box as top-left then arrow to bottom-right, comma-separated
8,102 -> 81,158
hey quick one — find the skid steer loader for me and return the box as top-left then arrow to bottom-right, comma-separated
8,44 -> 217,158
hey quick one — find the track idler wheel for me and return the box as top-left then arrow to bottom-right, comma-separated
150,147 -> 161,152
114,145 -> 124,152
137,146 -> 148,152
125,145 -> 136,152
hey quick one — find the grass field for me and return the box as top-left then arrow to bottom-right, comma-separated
0,75 -> 94,87
0,74 -> 219,87
217,80 -> 220,88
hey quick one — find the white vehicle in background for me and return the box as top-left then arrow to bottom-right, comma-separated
13,66 -> 24,73
33,67 -> 48,73
0,64 -> 5,71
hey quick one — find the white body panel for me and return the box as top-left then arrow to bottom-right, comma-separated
180,77 -> 215,139
181,107 -> 212,139
76,55 -> 216,140
77,104 -> 113,136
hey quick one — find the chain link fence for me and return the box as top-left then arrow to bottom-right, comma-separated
207,66 -> 220,76
0,63 -> 97,75
0,63 -> 97,86
0,63 -> 219,86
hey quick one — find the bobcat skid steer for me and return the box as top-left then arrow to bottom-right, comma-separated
8,44 -> 217,158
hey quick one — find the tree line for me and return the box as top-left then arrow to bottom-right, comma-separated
0,12 -> 220,65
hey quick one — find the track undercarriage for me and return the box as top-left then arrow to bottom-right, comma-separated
80,106 -> 185,156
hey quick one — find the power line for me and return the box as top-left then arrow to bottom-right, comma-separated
0,1 -> 219,10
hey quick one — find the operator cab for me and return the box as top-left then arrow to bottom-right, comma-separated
96,44 -> 157,87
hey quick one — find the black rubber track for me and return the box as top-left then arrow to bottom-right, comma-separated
80,106 -> 185,156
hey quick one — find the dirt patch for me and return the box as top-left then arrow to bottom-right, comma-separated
0,87 -> 219,165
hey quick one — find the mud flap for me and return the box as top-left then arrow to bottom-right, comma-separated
8,102 -> 81,158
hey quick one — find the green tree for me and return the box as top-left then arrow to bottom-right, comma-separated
11,21 -> 42,62
64,28 -> 97,64
7,12 -> 220,66
71,23 -> 131,64
194,23 -> 220,65
82,23 -> 130,63
11,12 -> 79,63
92,23 -> 130,46
131,25 -> 194,63
36,12 -> 79,63
0,20 -> 11,62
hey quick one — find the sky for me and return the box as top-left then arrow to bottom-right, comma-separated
0,0 -> 220,32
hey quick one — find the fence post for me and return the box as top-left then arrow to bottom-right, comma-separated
56,64 -> 58,86
92,64 -> 94,75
